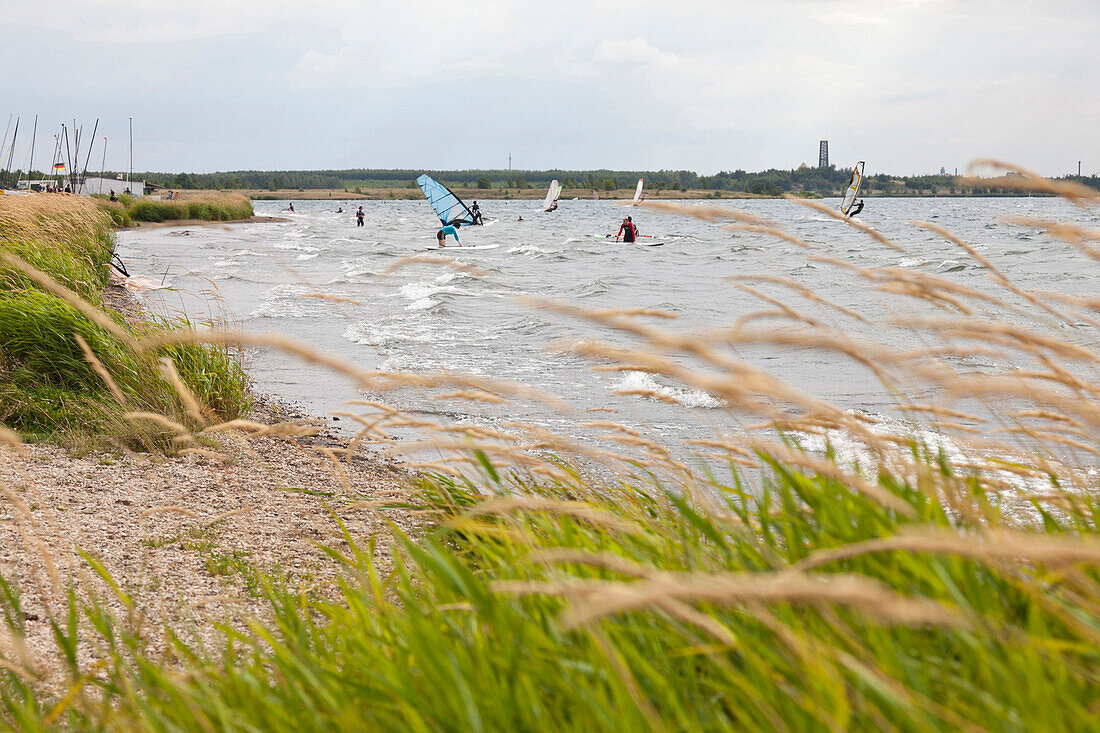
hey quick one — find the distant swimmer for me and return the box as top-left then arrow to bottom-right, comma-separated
336,206 -> 343,213
470,201 -> 483,225
517,216 -> 524,222
437,222 -> 462,247
285,202 -> 295,213
616,215 -> 638,243
356,206 -> 364,227
848,199 -> 864,217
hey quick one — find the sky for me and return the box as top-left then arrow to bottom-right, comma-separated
2,0 -> 1098,176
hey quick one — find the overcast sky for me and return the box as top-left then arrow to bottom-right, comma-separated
3,0 -> 1097,176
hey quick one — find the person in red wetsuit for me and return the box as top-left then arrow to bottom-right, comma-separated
616,216 -> 638,243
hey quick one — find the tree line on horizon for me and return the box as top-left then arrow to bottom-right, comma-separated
17,166 -> 1100,196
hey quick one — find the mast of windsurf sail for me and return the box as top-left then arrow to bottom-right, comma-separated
632,178 -> 644,205
841,161 -> 865,216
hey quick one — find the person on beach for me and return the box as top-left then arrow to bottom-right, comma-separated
848,199 -> 864,217
356,206 -> 365,227
470,201 -> 483,225
616,216 -> 638,243
437,222 -> 462,247
109,189 -> 117,202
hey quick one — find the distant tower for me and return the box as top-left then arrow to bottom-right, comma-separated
818,140 -> 829,168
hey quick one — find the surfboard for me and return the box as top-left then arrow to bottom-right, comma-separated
425,244 -> 501,251
588,234 -> 664,246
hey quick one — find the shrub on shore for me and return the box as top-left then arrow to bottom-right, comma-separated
0,194 -> 251,445
94,192 -> 253,225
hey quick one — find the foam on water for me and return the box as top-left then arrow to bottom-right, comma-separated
612,371 -> 721,409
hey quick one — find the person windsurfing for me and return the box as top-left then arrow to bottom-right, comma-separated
848,199 -> 864,217
616,216 -> 638,243
437,222 -> 462,247
470,201 -> 483,225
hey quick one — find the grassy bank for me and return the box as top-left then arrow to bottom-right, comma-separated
95,192 -> 254,227
0,172 -> 1099,729
0,194 -> 251,445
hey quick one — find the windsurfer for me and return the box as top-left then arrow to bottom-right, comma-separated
848,200 -> 864,217
437,222 -> 462,247
616,216 -> 638,243
470,201 -> 483,225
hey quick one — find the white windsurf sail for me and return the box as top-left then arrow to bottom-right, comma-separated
543,179 -> 561,211
632,178 -> 644,205
841,161 -> 865,215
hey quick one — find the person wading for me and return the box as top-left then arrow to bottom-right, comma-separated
616,216 -> 638,243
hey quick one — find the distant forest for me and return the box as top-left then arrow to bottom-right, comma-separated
98,167 -> 1100,196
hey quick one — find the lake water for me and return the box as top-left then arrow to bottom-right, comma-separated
116,196 -> 1099,467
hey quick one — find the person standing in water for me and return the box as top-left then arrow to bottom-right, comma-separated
470,201 -> 483,225
437,222 -> 462,247
356,206 -> 365,227
616,216 -> 638,243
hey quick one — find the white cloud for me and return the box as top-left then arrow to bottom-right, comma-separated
592,38 -> 680,68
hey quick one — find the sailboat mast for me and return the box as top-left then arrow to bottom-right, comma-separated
80,119 -> 100,191
26,115 -> 37,186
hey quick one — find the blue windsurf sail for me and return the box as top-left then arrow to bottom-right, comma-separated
417,174 -> 476,226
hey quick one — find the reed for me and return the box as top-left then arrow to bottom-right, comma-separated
0,195 -> 250,445
95,192 -> 253,225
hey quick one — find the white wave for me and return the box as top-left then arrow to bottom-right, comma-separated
406,297 -> 438,311
296,253 -> 319,261
612,371 -> 721,409
400,282 -> 442,301
898,257 -> 923,268
273,241 -> 320,253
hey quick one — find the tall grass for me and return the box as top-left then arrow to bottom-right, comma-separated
0,195 -> 251,445
95,192 -> 254,226
1,171 -> 1100,729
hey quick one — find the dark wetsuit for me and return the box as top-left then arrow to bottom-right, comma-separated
617,221 -> 638,243
356,209 -> 364,227
848,200 -> 864,217
470,204 -> 483,225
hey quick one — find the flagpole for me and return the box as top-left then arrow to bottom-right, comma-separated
128,116 -> 133,195
99,137 -> 107,195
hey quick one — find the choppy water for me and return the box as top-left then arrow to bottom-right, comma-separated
116,197 -> 1099,458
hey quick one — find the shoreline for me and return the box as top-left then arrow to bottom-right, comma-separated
125,214 -> 288,230
170,187 -> 1062,202
0,282 -> 424,689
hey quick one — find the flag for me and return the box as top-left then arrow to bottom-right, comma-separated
53,162 -> 66,172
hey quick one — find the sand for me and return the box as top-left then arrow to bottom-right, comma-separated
0,283 -> 427,688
